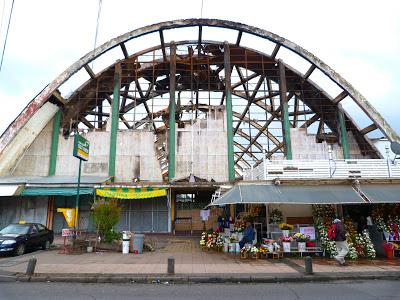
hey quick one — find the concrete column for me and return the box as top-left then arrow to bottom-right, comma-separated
168,42 -> 176,181
108,62 -> 121,179
224,42 -> 235,181
48,110 -> 61,176
338,105 -> 350,159
279,60 -> 292,160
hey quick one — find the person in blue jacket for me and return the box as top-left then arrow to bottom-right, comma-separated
239,221 -> 255,248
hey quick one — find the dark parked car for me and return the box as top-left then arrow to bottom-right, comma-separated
0,223 -> 54,256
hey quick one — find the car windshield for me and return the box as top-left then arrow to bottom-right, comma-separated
0,224 -> 30,235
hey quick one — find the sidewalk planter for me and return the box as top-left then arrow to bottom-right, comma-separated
282,242 -> 291,253
282,230 -> 290,237
297,242 -> 306,252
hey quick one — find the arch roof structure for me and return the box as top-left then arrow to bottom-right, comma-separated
0,18 -> 398,177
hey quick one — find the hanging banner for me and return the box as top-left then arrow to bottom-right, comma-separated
96,187 -> 167,199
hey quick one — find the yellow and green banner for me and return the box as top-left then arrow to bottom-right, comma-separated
96,187 -> 167,199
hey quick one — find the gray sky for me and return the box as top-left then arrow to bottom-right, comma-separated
0,0 -> 399,136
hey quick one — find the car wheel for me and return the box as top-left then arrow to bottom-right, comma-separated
42,240 -> 51,250
15,244 -> 25,256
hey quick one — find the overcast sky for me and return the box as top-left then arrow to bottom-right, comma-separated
0,0 -> 399,136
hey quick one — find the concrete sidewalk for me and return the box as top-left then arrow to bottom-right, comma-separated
1,235 -> 399,283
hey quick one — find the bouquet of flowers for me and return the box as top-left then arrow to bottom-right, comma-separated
293,233 -> 309,242
259,246 -> 269,254
200,232 -> 207,247
279,223 -> 294,231
250,246 -> 259,253
280,236 -> 293,242
269,208 -> 283,224
240,245 -> 250,253
233,220 -> 246,232
216,234 -> 224,247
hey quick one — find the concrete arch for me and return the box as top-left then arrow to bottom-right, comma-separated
1,19 -> 398,175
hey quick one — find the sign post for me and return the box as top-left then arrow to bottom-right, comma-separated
73,134 -> 89,230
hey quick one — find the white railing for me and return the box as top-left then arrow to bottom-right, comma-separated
243,159 -> 400,180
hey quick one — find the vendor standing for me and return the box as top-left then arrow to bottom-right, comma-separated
239,221 -> 255,248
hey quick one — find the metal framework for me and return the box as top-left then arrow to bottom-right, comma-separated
0,19 -> 398,179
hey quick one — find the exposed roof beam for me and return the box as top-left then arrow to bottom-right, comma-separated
197,25 -> 202,56
332,90 -> 348,104
271,44 -> 280,59
360,123 -> 378,135
83,64 -> 96,79
236,30 -> 242,46
120,43 -> 129,59
303,65 -> 316,79
159,30 -> 167,62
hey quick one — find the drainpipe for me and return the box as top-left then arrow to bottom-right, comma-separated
279,60 -> 292,160
224,42 -> 235,181
386,144 -> 392,177
48,110 -> 61,176
338,105 -> 350,159
168,42 -> 176,181
108,62 -> 121,180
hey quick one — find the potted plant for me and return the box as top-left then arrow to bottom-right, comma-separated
280,236 -> 293,252
279,223 -> 294,237
293,233 -> 309,252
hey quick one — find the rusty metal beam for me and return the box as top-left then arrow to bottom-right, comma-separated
120,43 -> 129,59
83,64 -> 96,79
271,44 -> 280,59
236,30 -> 242,46
159,30 -> 167,62
332,90 -> 348,104
360,123 -> 378,135
233,74 -> 266,134
303,64 -> 316,79
197,26 -> 202,56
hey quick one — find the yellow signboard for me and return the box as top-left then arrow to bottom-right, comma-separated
57,208 -> 76,228
96,187 -> 166,199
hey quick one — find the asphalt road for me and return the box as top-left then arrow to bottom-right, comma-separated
0,280 -> 399,300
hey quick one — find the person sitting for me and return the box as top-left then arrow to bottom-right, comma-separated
239,221 -> 255,248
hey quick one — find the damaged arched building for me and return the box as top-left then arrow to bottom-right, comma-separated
0,19 -> 399,233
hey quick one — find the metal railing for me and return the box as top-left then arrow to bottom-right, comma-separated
243,158 -> 400,180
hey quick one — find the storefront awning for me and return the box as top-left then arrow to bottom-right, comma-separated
359,184 -> 400,203
0,185 -> 23,196
210,184 -> 365,205
96,187 -> 167,199
21,187 -> 94,196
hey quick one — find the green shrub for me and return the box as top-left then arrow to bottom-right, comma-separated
92,199 -> 121,243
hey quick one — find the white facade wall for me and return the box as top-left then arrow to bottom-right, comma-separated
174,106 -> 228,182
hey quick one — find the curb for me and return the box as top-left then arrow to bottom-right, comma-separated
15,272 -> 400,284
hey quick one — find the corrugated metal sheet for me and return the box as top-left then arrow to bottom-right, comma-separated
210,184 -> 365,205
360,185 -> 400,203
21,187 -> 94,196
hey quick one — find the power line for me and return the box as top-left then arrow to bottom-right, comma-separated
0,0 -> 6,39
91,0 -> 102,69
0,0 -> 15,73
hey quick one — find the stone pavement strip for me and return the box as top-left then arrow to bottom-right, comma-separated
1,235 -> 400,283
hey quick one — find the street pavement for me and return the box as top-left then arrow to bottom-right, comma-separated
0,235 -> 399,283
0,280 -> 399,299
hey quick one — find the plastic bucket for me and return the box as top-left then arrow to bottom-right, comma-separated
132,233 -> 144,254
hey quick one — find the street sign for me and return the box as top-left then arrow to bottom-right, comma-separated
73,134 -> 90,161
